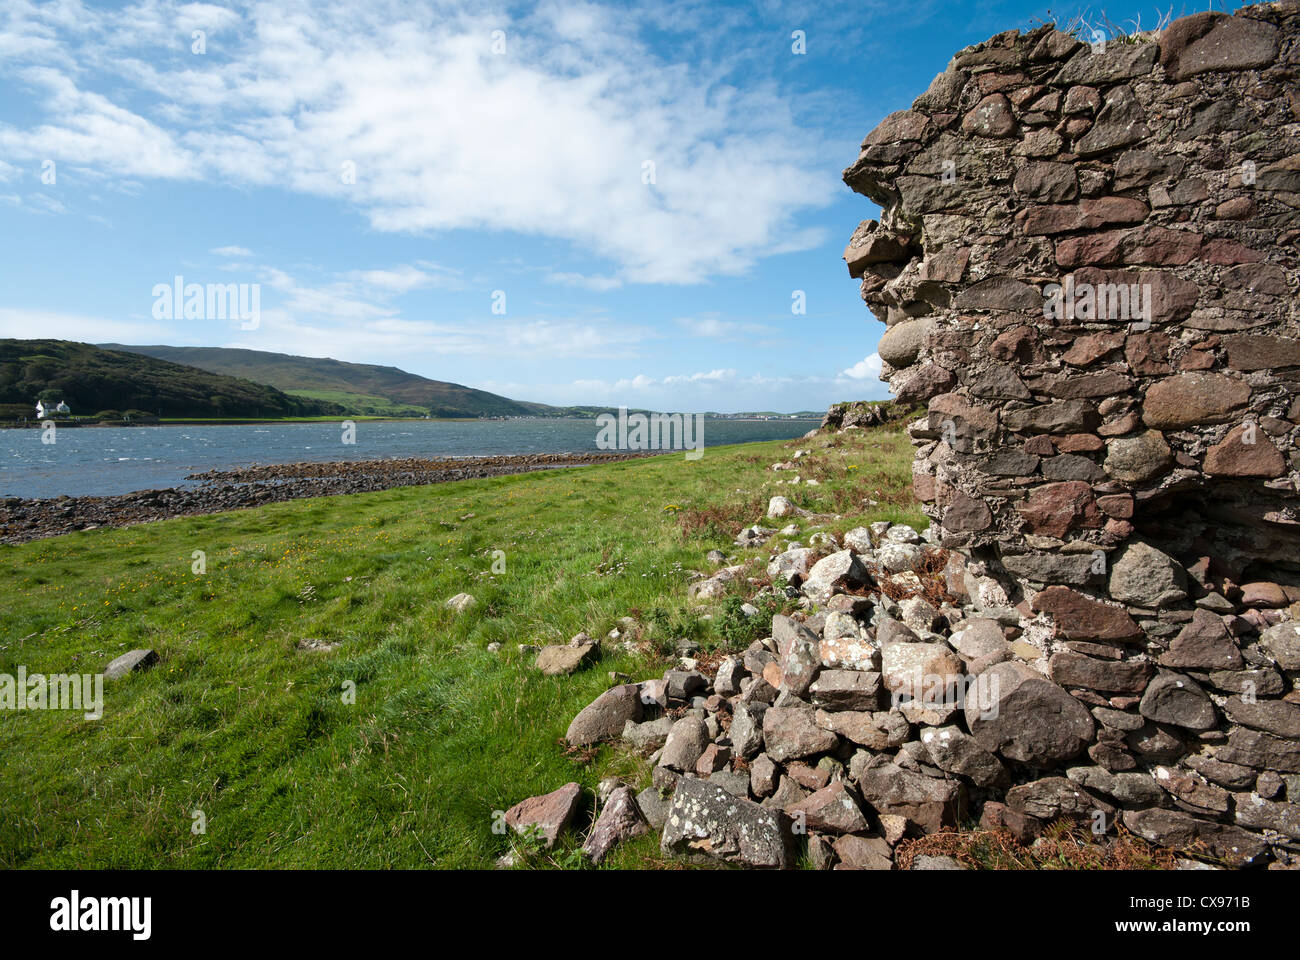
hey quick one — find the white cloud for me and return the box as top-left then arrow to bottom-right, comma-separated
210,245 -> 253,258
0,0 -> 836,284
839,352 -> 882,380
546,271 -> 623,292
353,263 -> 461,293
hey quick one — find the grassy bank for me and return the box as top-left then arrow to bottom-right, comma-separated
0,426 -> 919,869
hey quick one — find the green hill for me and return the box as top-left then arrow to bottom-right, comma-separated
103,344 -> 556,419
0,340 -> 346,420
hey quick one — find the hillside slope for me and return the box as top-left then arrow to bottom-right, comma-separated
104,344 -> 555,418
0,340 -> 344,419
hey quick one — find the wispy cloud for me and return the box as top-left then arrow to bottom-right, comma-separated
0,0 -> 837,284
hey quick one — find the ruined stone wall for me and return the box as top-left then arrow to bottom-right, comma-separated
845,6 -> 1300,638
833,5 -> 1300,851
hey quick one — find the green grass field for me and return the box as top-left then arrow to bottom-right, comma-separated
0,427 -> 920,869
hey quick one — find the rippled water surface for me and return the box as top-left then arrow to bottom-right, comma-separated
1,418 -> 818,498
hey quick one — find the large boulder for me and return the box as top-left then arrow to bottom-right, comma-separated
966,661 -> 1095,766
566,683 -> 643,746
878,318 -> 934,368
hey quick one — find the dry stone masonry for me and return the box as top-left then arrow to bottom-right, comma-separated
507,6 -> 1300,871
836,5 -> 1300,861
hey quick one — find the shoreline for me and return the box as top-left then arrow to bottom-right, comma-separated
0,452 -> 650,545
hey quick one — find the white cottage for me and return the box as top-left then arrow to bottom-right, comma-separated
35,400 -> 70,418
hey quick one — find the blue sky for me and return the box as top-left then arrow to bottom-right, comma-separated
0,0 -> 1218,412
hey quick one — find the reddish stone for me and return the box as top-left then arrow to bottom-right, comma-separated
1159,11 -> 1279,81
1143,373 -> 1250,429
695,743 -> 732,775
1225,334 -> 1300,372
978,71 -> 1029,95
1016,481 -> 1102,539
1049,651 -> 1154,693
1024,435 -> 1056,455
1215,196 -> 1254,220
504,782 -> 584,848
919,247 -> 970,283
1057,227 -> 1201,268
1056,433 -> 1104,453
1200,239 -> 1264,264
1095,494 -> 1134,519
895,363 -> 956,403
1063,85 -> 1100,115
1069,268 -> 1200,325
979,800 -> 1043,844
1013,161 -> 1078,202
962,93 -> 1016,137
1062,116 -> 1091,139
944,492 -> 993,532
1022,197 -> 1149,235
1031,585 -> 1143,643
1125,331 -> 1172,375
1160,609 -> 1243,670
1063,332 -> 1124,366
1123,227 -> 1203,265
989,325 -> 1041,363
1203,424 -> 1285,478
1098,410 -> 1141,436
789,782 -> 870,834
844,230 -> 913,278
1104,518 -> 1134,540
832,834 -> 893,870
928,393 -> 1000,439
1177,348 -> 1215,371
913,473 -> 937,503
1241,582 -> 1288,608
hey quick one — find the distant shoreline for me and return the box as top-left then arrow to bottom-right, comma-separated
1,415 -> 823,428
0,451 -> 652,544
